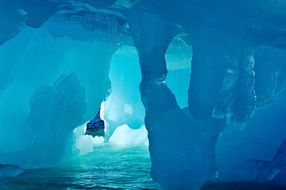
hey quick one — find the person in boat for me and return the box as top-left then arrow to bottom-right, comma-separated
85,110 -> 105,137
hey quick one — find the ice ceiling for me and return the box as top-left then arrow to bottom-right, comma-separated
0,0 -> 286,189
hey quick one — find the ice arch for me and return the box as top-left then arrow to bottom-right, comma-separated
0,26 -> 114,168
125,9 -> 225,189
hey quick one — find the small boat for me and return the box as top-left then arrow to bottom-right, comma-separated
85,111 -> 105,137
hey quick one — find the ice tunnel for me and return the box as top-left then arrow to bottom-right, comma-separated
1,0 -> 286,189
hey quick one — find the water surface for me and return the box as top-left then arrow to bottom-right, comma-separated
0,145 -> 160,190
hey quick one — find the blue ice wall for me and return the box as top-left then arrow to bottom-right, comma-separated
1,1 -> 286,189
0,26 -> 113,168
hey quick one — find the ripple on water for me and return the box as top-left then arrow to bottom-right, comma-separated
0,145 -> 161,189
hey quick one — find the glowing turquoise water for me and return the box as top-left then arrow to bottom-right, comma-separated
0,146 -> 160,189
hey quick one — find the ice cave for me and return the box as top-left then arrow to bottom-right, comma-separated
0,0 -> 286,189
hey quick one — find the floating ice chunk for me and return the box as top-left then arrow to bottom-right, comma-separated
109,124 -> 148,147
74,123 -> 105,154
74,123 -> 148,153
76,135 -> 93,154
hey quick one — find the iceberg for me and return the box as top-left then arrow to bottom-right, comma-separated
0,0 -> 286,189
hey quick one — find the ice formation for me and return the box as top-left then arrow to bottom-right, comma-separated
0,164 -> 23,178
0,0 -> 286,189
